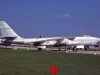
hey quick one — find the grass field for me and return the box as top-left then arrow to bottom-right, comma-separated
0,48 -> 100,75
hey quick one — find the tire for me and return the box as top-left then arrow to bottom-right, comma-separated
38,48 -> 42,50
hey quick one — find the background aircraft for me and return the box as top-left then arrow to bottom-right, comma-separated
62,35 -> 100,51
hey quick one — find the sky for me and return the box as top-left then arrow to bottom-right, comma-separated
0,0 -> 100,38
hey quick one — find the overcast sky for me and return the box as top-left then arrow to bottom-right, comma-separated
0,0 -> 100,38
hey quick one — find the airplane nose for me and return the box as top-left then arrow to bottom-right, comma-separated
96,38 -> 100,47
97,38 -> 100,43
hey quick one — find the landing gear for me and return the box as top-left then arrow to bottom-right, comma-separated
84,46 -> 89,50
58,48 -> 60,51
12,45 -> 17,50
38,48 -> 42,50
37,46 -> 46,51
72,46 -> 77,51
94,44 -> 100,49
64,45 -> 67,51
72,49 -> 77,51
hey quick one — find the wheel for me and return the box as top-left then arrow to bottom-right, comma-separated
38,48 -> 42,50
58,48 -> 60,51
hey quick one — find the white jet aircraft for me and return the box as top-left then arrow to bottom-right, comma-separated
0,21 -> 63,50
62,35 -> 100,51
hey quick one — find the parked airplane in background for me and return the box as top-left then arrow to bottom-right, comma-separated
62,35 -> 100,51
0,21 -> 63,50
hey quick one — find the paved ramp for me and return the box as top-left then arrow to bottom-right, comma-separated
66,50 -> 100,55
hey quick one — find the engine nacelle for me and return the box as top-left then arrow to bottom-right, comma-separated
1,39 -> 7,43
37,46 -> 46,50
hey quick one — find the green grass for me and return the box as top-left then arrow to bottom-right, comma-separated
0,48 -> 100,75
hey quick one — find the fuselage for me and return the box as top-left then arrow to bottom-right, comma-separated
1,37 -> 62,45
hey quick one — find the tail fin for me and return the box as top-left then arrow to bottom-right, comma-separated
0,21 -> 20,38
